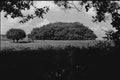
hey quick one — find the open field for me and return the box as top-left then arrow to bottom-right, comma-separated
0,40 -> 114,51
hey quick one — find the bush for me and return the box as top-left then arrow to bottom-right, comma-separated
93,41 -> 112,49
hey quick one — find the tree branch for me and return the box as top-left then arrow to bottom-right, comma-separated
68,1 -> 82,12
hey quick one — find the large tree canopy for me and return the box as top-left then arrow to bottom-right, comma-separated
28,22 -> 97,40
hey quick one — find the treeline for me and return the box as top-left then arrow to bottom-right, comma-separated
28,22 -> 97,40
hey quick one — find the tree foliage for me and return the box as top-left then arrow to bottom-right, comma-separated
0,0 -> 49,23
29,22 -> 97,40
6,28 -> 26,42
103,30 -> 115,40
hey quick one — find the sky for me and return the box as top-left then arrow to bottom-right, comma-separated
0,1 -> 116,40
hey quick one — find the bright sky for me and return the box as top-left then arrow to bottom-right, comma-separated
0,1 -> 116,40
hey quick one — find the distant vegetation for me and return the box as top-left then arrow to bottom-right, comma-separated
0,34 -> 9,41
6,28 -> 26,43
28,22 -> 97,40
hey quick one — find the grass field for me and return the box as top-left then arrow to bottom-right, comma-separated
0,39 -> 118,80
0,39 -> 114,51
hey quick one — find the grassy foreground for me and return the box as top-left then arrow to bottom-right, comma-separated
0,40 -> 119,80
0,40 -> 114,51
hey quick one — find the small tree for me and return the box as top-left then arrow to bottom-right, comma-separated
6,28 -> 26,43
28,34 -> 35,42
105,30 -> 115,40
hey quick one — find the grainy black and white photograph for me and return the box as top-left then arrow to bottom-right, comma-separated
0,0 -> 120,80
